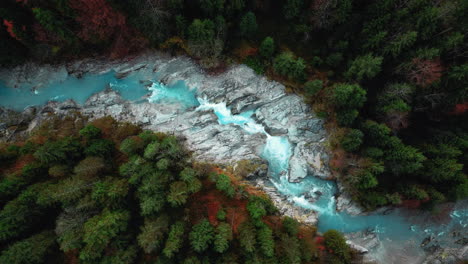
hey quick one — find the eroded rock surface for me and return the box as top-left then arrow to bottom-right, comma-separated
0,52 -> 329,226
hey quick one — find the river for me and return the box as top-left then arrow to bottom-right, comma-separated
0,56 -> 466,263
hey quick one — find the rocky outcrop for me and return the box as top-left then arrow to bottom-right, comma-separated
0,52 -> 328,226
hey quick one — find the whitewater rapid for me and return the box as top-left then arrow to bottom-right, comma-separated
1,57 -> 467,263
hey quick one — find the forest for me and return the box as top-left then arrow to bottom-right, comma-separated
0,116 -> 359,264
0,0 -> 467,211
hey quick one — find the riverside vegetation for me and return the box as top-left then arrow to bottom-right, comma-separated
0,116 -> 356,264
1,0 -> 467,211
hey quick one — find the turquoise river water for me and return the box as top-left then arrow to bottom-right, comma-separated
1,68 -> 466,263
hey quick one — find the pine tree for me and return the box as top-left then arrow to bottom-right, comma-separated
163,221 -> 185,258
239,12 -> 258,39
138,214 -> 170,253
189,219 -> 215,252
259,37 -> 275,59
213,222 -> 232,253
0,231 -> 56,264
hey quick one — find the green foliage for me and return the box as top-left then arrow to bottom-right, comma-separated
73,156 -> 106,177
0,187 -> 43,242
400,185 -> 429,200
217,209 -> 227,221
0,118 -> 319,263
189,219 -> 215,252
244,56 -> 265,75
80,209 -> 130,261
257,224 -> 274,257
333,84 -> 366,125
138,214 -> 170,253
238,221 -> 256,253
32,8 -> 72,42
215,174 -> 235,198
48,164 -> 69,178
341,129 -> 364,152
359,192 -> 388,209
384,31 -> 418,57
188,19 -> 215,43
167,181 -> 189,207
91,177 -> 129,208
259,37 -> 275,59
283,0 -> 303,20
79,124 -> 101,139
84,139 -> 114,157
240,12 -> 258,39
214,222 -> 232,253
277,233 -> 301,264
55,207 -> 89,252
282,216 -> 299,236
323,229 -> 351,263
326,53 -> 343,68
163,221 -> 185,258
120,136 -> 144,156
200,0 -> 225,17
274,52 -> 306,81
143,141 -> 161,160
333,84 -> 367,109
304,80 -> 323,96
345,53 -> 383,81
34,137 -> 81,165
0,231 -> 56,264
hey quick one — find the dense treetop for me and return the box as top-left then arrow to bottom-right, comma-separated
0,116 -> 356,263
1,0 -> 467,209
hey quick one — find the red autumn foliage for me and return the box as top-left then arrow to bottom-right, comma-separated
408,58 -> 443,87
69,0 -> 147,58
190,185 -> 248,233
9,154 -> 34,174
33,23 -> 61,43
315,236 -> 326,251
3,19 -> 21,40
450,102 -> 468,115
330,148 -> 347,171
206,201 -> 221,225
69,0 -> 126,42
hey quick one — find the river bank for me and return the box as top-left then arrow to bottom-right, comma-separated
1,52 -> 467,264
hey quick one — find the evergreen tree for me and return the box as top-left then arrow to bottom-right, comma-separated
213,222 -> 232,253
257,224 -> 274,257
138,214 -> 170,253
80,209 -> 130,261
345,53 -> 383,81
240,12 -> 258,39
0,231 -> 56,264
189,219 -> 215,252
163,221 -> 185,258
238,221 -> 256,253
259,37 -> 275,59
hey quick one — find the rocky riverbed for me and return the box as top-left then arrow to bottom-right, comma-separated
1,52 -> 333,223
1,52 -> 466,264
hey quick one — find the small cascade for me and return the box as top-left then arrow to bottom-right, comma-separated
1,65 -> 467,263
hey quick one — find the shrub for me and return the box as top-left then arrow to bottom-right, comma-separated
259,37 -> 275,58
79,125 -> 101,139
282,216 -> 299,236
304,80 -> 323,96
84,139 -> 114,157
244,56 -> 265,75
120,136 -> 144,156
340,129 -> 364,152
48,165 -> 69,178
189,219 -> 214,252
323,229 -> 351,263
239,12 -> 258,39
274,52 -> 306,81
